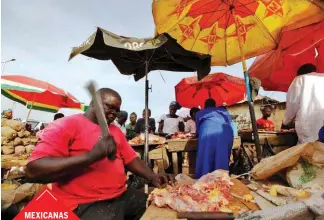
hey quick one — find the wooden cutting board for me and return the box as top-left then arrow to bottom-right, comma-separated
230,179 -> 259,211
141,179 -> 259,220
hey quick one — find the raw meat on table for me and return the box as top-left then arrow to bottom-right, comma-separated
147,170 -> 233,212
171,132 -> 195,139
128,134 -> 166,145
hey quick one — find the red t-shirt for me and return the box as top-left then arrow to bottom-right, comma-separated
28,114 -> 137,210
256,118 -> 275,131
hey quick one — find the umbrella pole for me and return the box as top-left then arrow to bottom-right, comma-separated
144,60 -> 150,194
144,63 -> 150,166
232,9 -> 262,161
25,101 -> 35,122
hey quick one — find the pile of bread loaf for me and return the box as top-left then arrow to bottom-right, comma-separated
1,119 -> 39,155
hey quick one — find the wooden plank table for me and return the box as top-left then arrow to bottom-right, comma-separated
239,131 -> 298,163
166,137 -> 241,175
239,131 -> 298,146
141,178 -> 259,220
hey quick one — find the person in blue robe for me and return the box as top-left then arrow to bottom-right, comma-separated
195,98 -> 234,178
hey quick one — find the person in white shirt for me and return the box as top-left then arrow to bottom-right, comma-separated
114,110 -> 128,135
158,101 -> 185,136
282,64 -> 324,143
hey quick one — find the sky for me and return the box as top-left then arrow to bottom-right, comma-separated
1,0 -> 286,123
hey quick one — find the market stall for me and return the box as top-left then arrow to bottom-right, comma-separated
239,131 -> 298,148
142,178 -> 258,220
141,141 -> 324,220
238,130 -> 298,166
167,136 -> 241,175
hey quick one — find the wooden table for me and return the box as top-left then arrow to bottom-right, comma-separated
239,131 -> 298,164
239,131 -> 298,146
166,137 -> 241,175
130,143 -> 169,174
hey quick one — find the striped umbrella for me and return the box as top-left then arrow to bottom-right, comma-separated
1,75 -> 83,113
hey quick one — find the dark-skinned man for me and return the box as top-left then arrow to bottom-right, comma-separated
26,88 -> 175,220
256,105 -> 275,131
115,110 -> 128,135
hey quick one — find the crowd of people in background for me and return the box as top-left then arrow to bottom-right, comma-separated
112,98 -> 236,178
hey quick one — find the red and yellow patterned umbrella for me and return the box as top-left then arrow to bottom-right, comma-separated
153,0 -> 324,159
153,0 -> 324,66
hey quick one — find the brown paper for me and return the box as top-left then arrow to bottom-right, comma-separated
251,142 -> 314,180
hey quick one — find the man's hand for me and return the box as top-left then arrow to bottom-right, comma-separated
150,173 -> 176,188
126,158 -> 176,188
89,135 -> 117,161
281,122 -> 290,130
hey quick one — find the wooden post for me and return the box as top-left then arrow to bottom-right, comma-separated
172,152 -> 179,175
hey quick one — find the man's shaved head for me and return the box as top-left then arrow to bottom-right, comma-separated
90,88 -> 122,107
85,87 -> 122,125
98,88 -> 121,102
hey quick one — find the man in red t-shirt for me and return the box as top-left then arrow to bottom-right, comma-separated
26,88 -> 174,220
256,105 -> 275,131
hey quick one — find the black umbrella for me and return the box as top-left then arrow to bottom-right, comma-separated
69,27 -> 211,168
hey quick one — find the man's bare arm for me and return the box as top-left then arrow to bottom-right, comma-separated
26,154 -> 95,183
126,157 -> 155,181
26,136 -> 116,183
126,157 -> 175,188
158,120 -> 164,134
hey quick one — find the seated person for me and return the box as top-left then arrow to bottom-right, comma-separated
135,109 -> 156,134
256,105 -> 275,131
26,88 -> 174,220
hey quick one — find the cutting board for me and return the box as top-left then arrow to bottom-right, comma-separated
230,179 -> 259,211
141,179 -> 259,220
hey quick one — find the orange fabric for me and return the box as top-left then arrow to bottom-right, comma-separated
249,21 -> 324,92
175,72 -> 245,108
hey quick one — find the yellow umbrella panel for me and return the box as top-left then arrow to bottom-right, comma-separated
153,0 -> 324,66
153,0 -> 324,160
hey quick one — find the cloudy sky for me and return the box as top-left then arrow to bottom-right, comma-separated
1,0 -> 286,122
